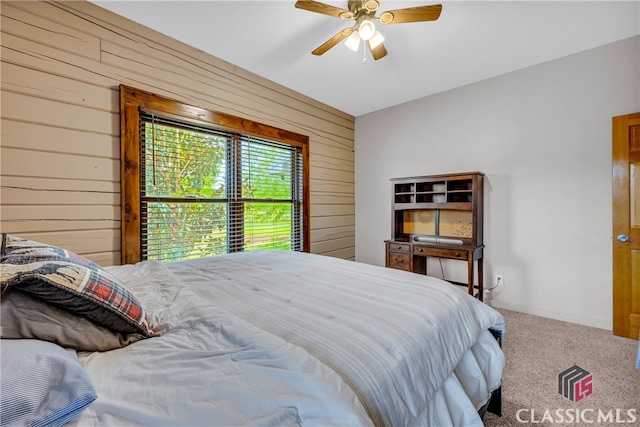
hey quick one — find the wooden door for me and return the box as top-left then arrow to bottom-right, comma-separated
612,112 -> 640,339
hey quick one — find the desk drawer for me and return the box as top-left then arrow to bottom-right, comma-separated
387,243 -> 411,253
387,253 -> 410,270
413,246 -> 470,260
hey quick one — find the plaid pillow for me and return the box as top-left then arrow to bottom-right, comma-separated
0,234 -> 153,337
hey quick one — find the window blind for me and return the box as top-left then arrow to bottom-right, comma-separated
139,113 -> 303,262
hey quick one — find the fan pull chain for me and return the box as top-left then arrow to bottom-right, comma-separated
362,40 -> 367,64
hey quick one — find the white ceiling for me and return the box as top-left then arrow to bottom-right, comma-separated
92,1 -> 639,117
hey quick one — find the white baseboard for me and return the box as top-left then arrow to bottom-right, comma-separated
487,300 -> 613,331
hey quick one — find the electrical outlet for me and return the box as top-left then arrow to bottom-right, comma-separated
495,274 -> 504,288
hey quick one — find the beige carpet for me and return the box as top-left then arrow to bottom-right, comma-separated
483,309 -> 640,427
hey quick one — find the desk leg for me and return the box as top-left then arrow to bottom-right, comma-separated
467,257 -> 474,297
478,258 -> 484,302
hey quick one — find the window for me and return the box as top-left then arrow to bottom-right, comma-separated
120,86 -> 309,264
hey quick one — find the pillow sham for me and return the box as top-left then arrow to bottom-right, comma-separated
0,339 -> 97,427
0,234 -> 153,339
1,289 -> 147,351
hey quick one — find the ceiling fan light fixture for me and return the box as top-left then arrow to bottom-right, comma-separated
344,31 -> 361,51
296,0 -> 443,60
358,19 -> 376,40
369,30 -> 385,49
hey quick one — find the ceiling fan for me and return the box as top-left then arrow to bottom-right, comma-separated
295,0 -> 442,61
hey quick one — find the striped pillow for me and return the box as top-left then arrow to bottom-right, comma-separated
0,339 -> 97,427
0,234 -> 153,338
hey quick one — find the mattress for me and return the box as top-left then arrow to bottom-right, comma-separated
70,250 -> 505,426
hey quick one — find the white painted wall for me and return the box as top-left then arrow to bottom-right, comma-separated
355,36 -> 640,330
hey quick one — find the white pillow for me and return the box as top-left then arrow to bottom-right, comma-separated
0,339 -> 97,427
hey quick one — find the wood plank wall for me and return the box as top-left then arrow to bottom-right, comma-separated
0,0 -> 356,265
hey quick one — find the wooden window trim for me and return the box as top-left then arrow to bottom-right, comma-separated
120,85 -> 310,264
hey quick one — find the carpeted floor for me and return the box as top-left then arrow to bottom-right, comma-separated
483,309 -> 640,427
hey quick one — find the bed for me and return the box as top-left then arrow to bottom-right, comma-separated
1,234 -> 505,427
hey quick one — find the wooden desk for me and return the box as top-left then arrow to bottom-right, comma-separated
385,241 -> 484,301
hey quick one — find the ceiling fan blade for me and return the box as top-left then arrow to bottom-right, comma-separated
295,0 -> 353,19
312,28 -> 354,56
368,40 -> 388,60
378,4 -> 442,24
